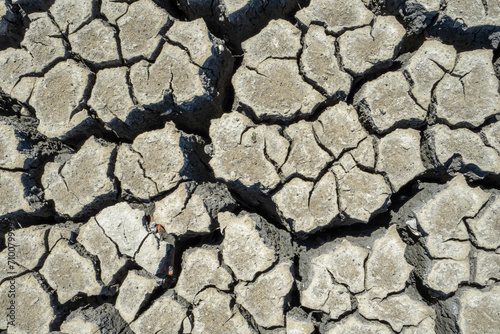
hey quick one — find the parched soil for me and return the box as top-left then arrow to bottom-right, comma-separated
0,0 -> 499,333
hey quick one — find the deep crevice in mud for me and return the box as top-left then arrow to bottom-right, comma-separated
2,0 -> 500,333
0,93 -> 24,116
346,58 -> 404,106
153,0 -> 186,21
50,294 -> 121,331
0,2 -> 30,51
129,275 -> 177,323
299,171 -> 458,251
225,187 -> 287,234
235,98 -> 342,134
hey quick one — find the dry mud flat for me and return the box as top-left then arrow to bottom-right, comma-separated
0,0 -> 500,333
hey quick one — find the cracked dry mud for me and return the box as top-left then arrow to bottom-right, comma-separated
0,0 -> 499,333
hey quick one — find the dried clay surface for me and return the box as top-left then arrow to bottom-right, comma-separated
0,0 -> 499,333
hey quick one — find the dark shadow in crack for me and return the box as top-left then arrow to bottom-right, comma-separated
427,18 -> 500,51
177,0 -> 310,53
99,39 -> 234,141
